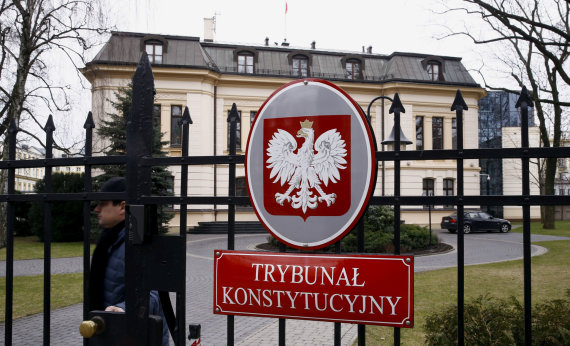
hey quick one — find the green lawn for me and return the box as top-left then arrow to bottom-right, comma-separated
0,236 -> 92,323
1,233 -> 568,340
360,240 -> 570,345
0,236 -> 94,261
0,273 -> 84,323
511,220 -> 570,237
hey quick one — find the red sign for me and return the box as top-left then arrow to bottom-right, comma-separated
263,114 -> 351,220
213,250 -> 414,328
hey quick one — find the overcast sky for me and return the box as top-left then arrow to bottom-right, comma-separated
108,0 -> 475,59
58,0 -> 510,149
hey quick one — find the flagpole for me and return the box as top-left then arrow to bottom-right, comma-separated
284,1 -> 288,42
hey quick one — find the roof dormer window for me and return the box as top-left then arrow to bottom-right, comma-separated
292,55 -> 309,77
145,40 -> 163,64
237,52 -> 254,74
421,57 -> 445,82
426,61 -> 441,81
345,59 -> 362,80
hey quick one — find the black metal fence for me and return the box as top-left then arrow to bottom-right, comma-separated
2,53 -> 569,346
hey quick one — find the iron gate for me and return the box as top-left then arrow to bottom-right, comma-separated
2,53 -> 569,345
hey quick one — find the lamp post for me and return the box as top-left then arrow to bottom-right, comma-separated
479,173 -> 491,214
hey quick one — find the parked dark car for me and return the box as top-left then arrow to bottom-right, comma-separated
441,211 -> 511,233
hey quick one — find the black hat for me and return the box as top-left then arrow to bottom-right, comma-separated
99,177 -> 126,193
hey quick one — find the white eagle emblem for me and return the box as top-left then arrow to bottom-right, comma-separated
266,119 -> 348,213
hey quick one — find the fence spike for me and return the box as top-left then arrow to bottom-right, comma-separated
451,89 -> 468,111
129,51 -> 154,124
44,114 -> 56,132
389,93 -> 405,114
8,117 -> 19,134
84,111 -> 95,129
515,86 -> 533,108
227,103 -> 240,122
181,106 -> 193,125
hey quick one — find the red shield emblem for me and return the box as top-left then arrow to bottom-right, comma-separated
263,115 -> 351,220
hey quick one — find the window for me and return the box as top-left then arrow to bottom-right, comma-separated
292,55 -> 308,77
227,109 -> 242,151
145,41 -> 163,64
432,117 -> 443,149
250,111 -> 257,126
236,177 -> 250,206
170,105 -> 182,146
452,118 -> 457,150
558,158 -> 566,168
426,61 -> 440,81
153,104 -> 161,129
416,116 -> 424,150
443,178 -> 454,208
423,178 -> 435,209
166,175 -> 174,210
237,53 -> 254,73
345,59 -> 361,79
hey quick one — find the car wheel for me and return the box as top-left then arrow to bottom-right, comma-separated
463,224 -> 472,234
448,229 -> 456,234
500,223 -> 511,233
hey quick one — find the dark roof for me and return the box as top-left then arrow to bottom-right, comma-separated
87,31 -> 479,87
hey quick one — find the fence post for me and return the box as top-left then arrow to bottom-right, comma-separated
390,93 -> 406,346
42,115 -> 56,345
125,51 -> 155,345
451,90 -> 467,346
515,86 -> 533,346
4,118 -> 18,346
227,103 -> 240,345
83,112 -> 95,346
177,106 -> 192,345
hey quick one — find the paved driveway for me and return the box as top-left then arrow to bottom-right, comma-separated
1,230 -> 568,345
415,229 -> 569,272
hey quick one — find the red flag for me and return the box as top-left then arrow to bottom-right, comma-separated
285,2 -> 288,14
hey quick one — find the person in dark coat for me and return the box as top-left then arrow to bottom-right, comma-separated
89,177 -> 169,346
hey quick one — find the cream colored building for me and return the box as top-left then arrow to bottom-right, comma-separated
501,127 -> 541,220
14,145 -> 85,193
82,31 -> 489,228
15,145 -> 45,193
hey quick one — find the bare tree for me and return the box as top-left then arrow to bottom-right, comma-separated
438,0 -> 569,228
0,0 -> 109,247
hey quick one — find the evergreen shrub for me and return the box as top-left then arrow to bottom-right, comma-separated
28,173 -> 85,242
424,291 -> 570,345
268,205 -> 439,253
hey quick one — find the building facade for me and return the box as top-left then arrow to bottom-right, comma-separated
15,145 -> 45,193
13,145 -> 85,193
82,31 -> 488,228
477,91 -> 541,220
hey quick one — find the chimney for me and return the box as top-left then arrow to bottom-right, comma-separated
265,37 -> 269,46
362,46 -> 365,53
311,41 -> 316,49
204,17 -> 214,42
367,45 -> 372,54
281,38 -> 290,47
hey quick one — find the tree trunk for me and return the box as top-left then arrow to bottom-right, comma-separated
542,157 -> 557,229
0,140 -> 9,248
